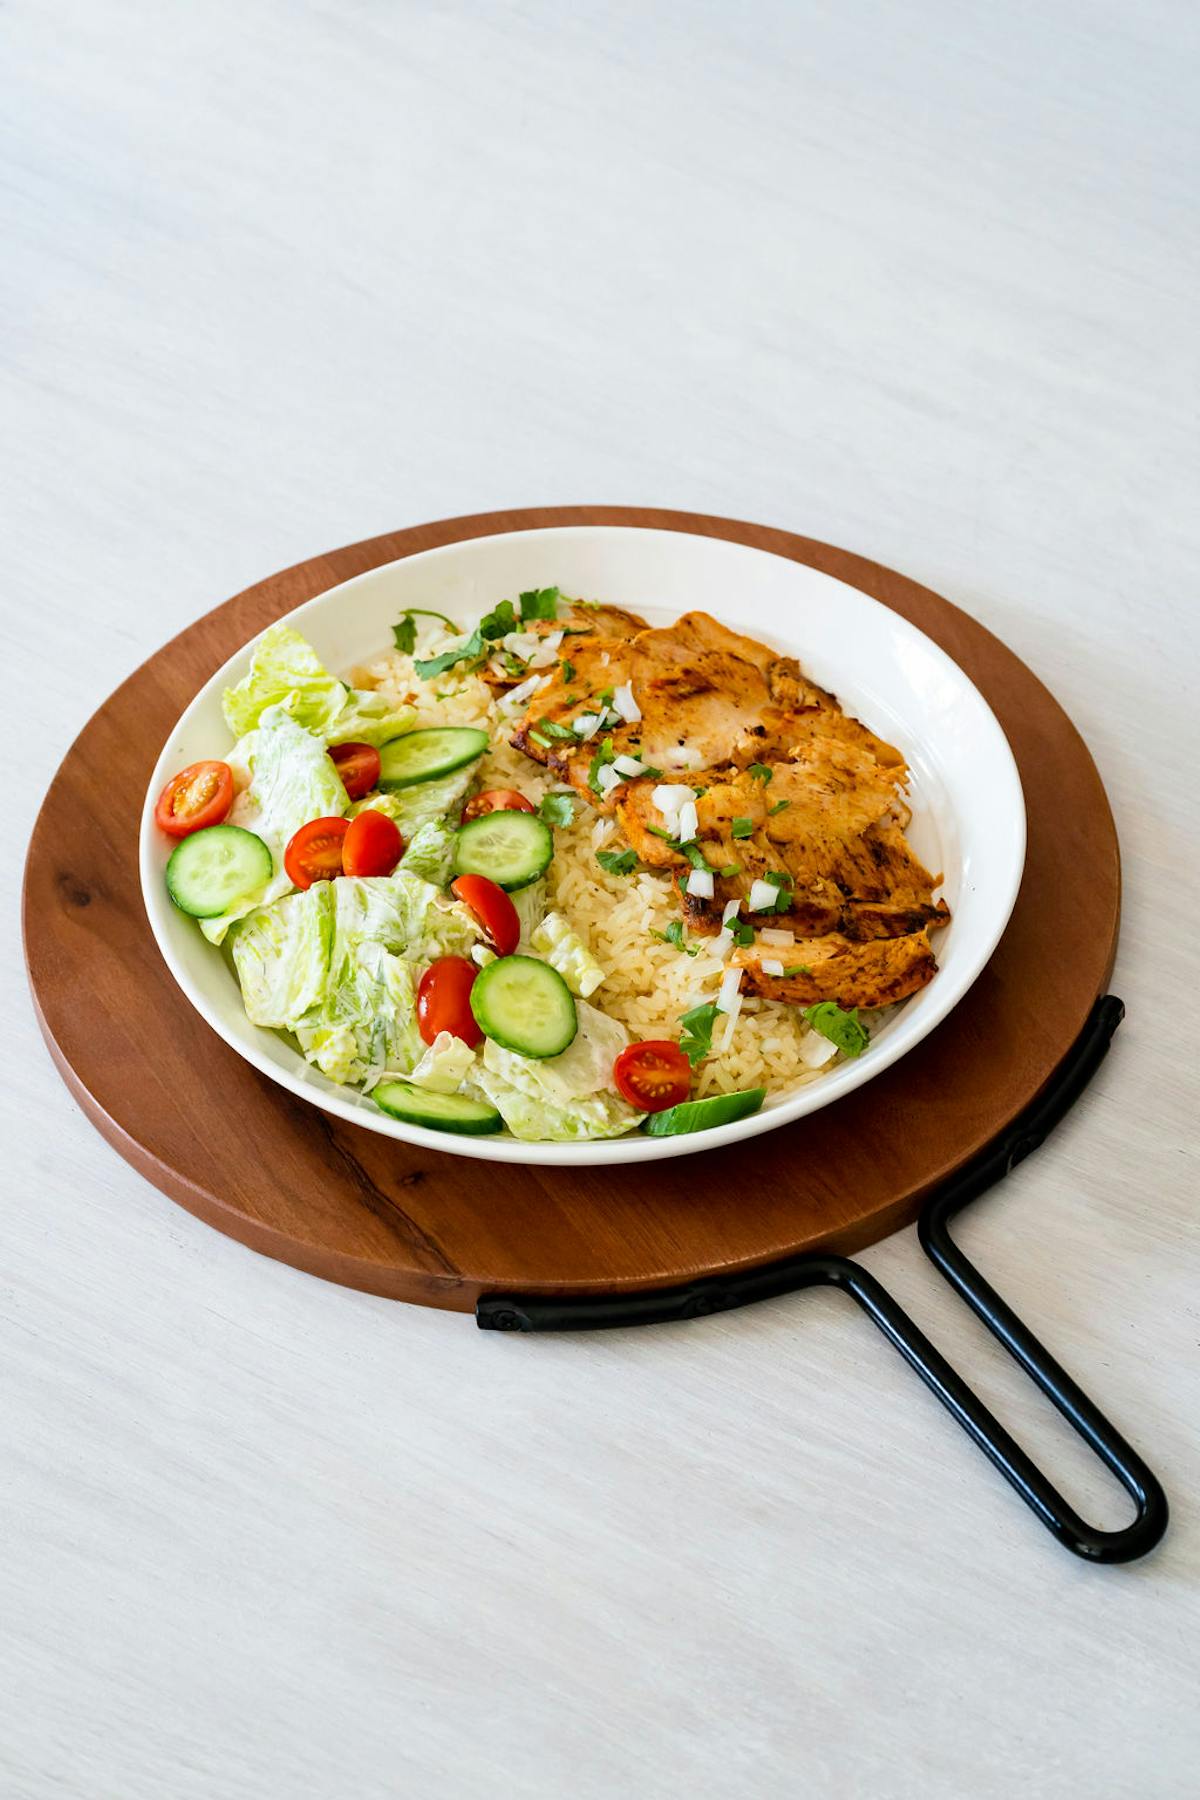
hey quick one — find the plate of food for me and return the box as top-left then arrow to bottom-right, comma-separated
139,526 -> 1025,1164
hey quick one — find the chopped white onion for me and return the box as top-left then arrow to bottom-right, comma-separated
760,958 -> 786,978
748,879 -> 780,912
613,754 -> 648,778
717,967 -> 743,1013
600,651 -> 610,667
722,898 -> 742,925
596,764 -> 623,798
712,929 -> 734,959
685,868 -> 714,899
528,630 -> 565,669
799,1030 -> 839,1070
652,784 -> 694,821
676,800 -> 699,844
573,712 -> 602,740
502,631 -> 539,661
503,673 -> 542,709
591,816 -> 615,849
759,927 -> 795,946
612,682 -> 641,723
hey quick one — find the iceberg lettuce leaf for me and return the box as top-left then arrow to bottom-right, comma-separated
530,910 -> 605,996
231,885 -> 333,1027
222,623 -> 413,746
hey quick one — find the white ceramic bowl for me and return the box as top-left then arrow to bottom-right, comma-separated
140,526 -> 1025,1165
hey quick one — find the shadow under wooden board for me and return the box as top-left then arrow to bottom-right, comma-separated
23,507 -> 1119,1313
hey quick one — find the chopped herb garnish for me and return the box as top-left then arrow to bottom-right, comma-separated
596,687 -> 615,708
679,1001 -> 720,1066
728,917 -> 755,948
654,919 -> 699,955
763,870 -> 790,887
719,863 -> 742,878
637,764 -> 664,781
518,587 -> 560,622
537,792 -> 576,828
561,660 -> 576,683
597,848 -> 638,876
392,608 -> 458,654
414,627 -> 485,680
559,625 -> 595,637
730,817 -> 755,839
783,963 -> 813,976
646,825 -> 675,841
748,763 -> 773,784
528,729 -> 553,750
587,735 -> 616,796
803,1003 -> 869,1059
679,840 -> 712,871
768,799 -> 791,816
501,651 -> 527,676
693,786 -> 709,798
539,719 -> 578,740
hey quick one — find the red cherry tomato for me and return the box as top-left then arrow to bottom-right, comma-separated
462,788 -> 535,823
449,874 -> 521,956
342,809 -> 403,878
613,1040 -> 692,1112
329,742 -> 381,801
417,956 -> 483,1048
154,760 -> 234,838
284,816 -> 349,889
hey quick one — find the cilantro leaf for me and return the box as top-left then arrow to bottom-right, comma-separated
728,916 -> 755,948
479,599 -> 518,641
539,719 -> 578,740
538,792 -> 576,828
803,1002 -> 870,1059
587,735 -> 616,796
392,608 -> 457,655
654,919 -> 700,955
679,840 -> 711,871
748,763 -> 773,784
762,870 -> 794,913
414,626 -> 485,680
528,729 -> 553,749
596,687 -> 615,708
561,660 -> 575,683
768,799 -> 791,816
719,863 -> 742,878
679,1001 -> 720,1066
518,587 -> 560,622
597,848 -> 638,876
730,817 -> 755,839
783,963 -> 813,976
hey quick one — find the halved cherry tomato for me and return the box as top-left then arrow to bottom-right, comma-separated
343,809 -> 403,878
450,873 -> 521,956
154,760 -> 234,839
461,788 -> 535,823
284,816 -> 349,889
329,742 -> 381,801
417,956 -> 483,1048
613,1040 -> 691,1112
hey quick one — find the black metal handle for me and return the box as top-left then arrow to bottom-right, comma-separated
477,996 -> 1169,1565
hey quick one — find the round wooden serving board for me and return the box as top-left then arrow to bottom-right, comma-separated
23,508 -> 1120,1313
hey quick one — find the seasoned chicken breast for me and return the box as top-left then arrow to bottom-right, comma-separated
510,608 -> 947,1009
480,600 -> 647,690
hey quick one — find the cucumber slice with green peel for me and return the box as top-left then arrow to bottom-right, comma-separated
454,810 -> 554,892
378,727 -> 488,790
372,1080 -> 503,1135
166,825 -> 273,918
469,955 -> 578,1058
641,1087 -> 767,1137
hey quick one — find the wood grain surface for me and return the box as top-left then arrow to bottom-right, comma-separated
22,508 -> 1119,1309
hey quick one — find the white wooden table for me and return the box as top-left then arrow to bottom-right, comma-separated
5,3 -> 1198,1794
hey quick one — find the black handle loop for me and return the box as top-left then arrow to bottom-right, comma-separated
477,996 -> 1168,1564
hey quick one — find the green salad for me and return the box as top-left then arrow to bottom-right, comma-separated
153,611 -> 767,1141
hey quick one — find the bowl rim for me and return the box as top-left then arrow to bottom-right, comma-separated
139,524 -> 1027,1165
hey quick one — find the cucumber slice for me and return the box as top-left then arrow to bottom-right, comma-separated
642,1087 -> 767,1137
470,955 -> 578,1058
373,1080 -> 503,1136
378,728 -> 488,790
454,810 -> 553,892
165,825 -> 273,918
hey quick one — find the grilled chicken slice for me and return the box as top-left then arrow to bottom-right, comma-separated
614,754 -> 948,941
731,929 -> 939,1010
511,610 -> 904,783
480,600 -> 647,690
